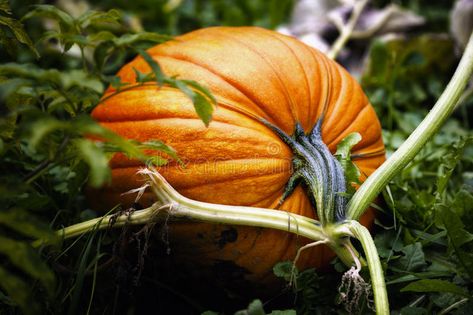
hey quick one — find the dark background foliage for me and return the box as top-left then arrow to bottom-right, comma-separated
1,0 -> 472,314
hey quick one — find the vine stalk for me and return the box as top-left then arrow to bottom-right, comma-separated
347,31 -> 473,220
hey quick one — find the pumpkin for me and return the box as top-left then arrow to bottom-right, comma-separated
90,26 -> 385,290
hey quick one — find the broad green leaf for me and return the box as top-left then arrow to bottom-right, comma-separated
0,15 -> 38,57
273,261 -> 295,282
0,265 -> 39,315
0,208 -> 55,240
401,279 -> 469,297
437,206 -> 473,278
0,236 -> 55,296
74,139 -> 111,187
435,137 -> 472,198
398,242 -> 426,271
374,229 -> 404,258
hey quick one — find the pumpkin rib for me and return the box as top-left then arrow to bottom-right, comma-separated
320,63 -> 352,140
145,52 -> 280,127
214,30 -> 301,127
262,31 -> 314,129
309,47 -> 333,128
147,54 -> 277,124
101,118 -> 292,160
326,100 -> 371,149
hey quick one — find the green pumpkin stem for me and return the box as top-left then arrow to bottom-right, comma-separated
260,118 -> 347,225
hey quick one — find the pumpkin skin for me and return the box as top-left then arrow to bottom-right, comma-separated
91,26 -> 385,288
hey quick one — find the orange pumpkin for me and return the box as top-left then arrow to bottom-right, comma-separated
91,26 -> 385,289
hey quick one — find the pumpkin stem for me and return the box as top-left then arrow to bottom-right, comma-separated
260,119 -> 347,225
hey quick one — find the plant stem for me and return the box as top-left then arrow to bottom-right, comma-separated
344,220 -> 389,315
347,31 -> 473,220
328,0 -> 369,60
35,173 -> 331,248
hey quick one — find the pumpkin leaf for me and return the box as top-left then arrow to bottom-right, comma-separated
436,205 -> 473,279
74,139 -> 111,188
401,279 -> 469,297
397,242 -> 426,271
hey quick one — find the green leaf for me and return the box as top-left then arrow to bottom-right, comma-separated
173,79 -> 214,126
0,0 -> 11,14
181,79 -> 217,107
398,242 -> 426,271
22,5 -> 74,32
28,118 -> 66,150
77,9 -> 121,28
140,140 -> 180,163
0,265 -> 39,315
235,299 -> 265,315
0,15 -> 38,57
437,206 -> 473,278
133,67 -> 154,83
0,236 -> 56,296
74,139 -> 111,188
374,229 -> 404,258
0,209 -> 55,240
109,75 -> 130,90
113,32 -> 172,47
137,48 -> 164,85
273,261 -> 295,282
401,279 -> 469,297
335,132 -> 362,190
435,137 -> 472,198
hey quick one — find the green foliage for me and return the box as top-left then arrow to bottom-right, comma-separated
0,0 -> 471,314
235,299 -> 296,315
0,2 -> 215,314
362,24 -> 473,313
